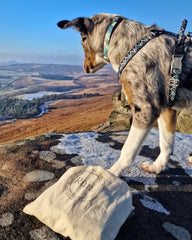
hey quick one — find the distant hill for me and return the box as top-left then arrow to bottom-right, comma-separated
0,61 -> 20,66
0,63 -> 83,74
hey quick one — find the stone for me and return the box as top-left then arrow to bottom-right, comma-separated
25,192 -> 37,201
177,110 -> 192,134
0,212 -> 14,227
95,89 -> 192,134
39,151 -> 56,162
111,134 -> 127,144
32,150 -> 39,155
30,226 -> 60,240
70,156 -> 83,166
50,145 -> 66,155
23,170 -> 55,182
51,159 -> 66,169
108,142 -> 115,147
163,222 -> 191,240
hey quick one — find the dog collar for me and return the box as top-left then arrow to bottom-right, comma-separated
104,17 -> 122,61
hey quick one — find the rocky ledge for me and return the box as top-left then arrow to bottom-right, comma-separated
94,89 -> 192,134
0,131 -> 192,240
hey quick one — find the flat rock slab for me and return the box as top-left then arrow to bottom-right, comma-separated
23,170 -> 55,182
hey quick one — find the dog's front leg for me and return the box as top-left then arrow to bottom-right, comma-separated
141,108 -> 176,173
109,125 -> 151,177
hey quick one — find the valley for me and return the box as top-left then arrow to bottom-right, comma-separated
0,63 -> 120,143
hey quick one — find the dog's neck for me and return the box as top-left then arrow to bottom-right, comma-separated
105,18 -> 154,72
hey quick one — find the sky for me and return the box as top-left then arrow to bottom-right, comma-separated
0,0 -> 192,65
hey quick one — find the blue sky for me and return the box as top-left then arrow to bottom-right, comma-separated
0,0 -> 192,65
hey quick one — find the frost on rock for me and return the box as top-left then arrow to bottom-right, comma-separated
53,129 -> 192,185
140,195 -> 170,215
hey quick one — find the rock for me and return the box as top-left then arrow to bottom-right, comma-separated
30,226 -> 60,240
23,170 -> 55,182
111,134 -> 127,144
177,110 -> 192,134
93,89 -> 132,131
71,156 -> 83,166
50,145 -> 66,155
51,159 -> 66,169
39,151 -> 56,162
32,150 -> 39,155
0,212 -> 14,227
94,88 -> 192,134
163,222 -> 191,240
25,192 -> 37,201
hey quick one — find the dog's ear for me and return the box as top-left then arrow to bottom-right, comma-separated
57,17 -> 94,35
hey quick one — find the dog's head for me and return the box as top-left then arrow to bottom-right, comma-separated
57,14 -> 118,73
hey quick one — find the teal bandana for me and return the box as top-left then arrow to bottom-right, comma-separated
104,17 -> 120,61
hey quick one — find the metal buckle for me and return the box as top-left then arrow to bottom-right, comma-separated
171,55 -> 183,75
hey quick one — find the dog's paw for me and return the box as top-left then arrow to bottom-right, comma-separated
141,161 -> 154,172
188,156 -> 192,164
141,161 -> 162,174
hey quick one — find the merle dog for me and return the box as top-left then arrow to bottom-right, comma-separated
57,13 -> 192,176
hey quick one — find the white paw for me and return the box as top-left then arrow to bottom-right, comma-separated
141,161 -> 163,174
188,156 -> 192,164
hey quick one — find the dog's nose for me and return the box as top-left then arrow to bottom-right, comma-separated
86,66 -> 90,73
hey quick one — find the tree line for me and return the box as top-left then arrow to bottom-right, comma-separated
0,92 -> 100,120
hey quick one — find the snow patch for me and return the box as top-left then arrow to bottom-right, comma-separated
140,195 -> 170,215
53,129 -> 192,185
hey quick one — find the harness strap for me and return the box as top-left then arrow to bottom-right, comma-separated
168,19 -> 187,106
118,31 -> 161,77
104,18 -> 188,107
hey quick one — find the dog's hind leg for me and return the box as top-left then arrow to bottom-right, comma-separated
109,125 -> 151,177
141,108 -> 176,173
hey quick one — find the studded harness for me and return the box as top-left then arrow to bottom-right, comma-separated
104,17 -> 191,107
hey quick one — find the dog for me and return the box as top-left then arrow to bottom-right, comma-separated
57,13 -> 192,177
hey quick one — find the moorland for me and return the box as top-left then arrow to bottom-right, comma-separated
0,63 -> 120,143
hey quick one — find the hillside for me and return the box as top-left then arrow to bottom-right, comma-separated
0,64 -> 120,144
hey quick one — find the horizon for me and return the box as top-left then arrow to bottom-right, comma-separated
1,0 -> 192,65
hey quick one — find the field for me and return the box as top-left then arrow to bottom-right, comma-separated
0,63 -> 120,143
